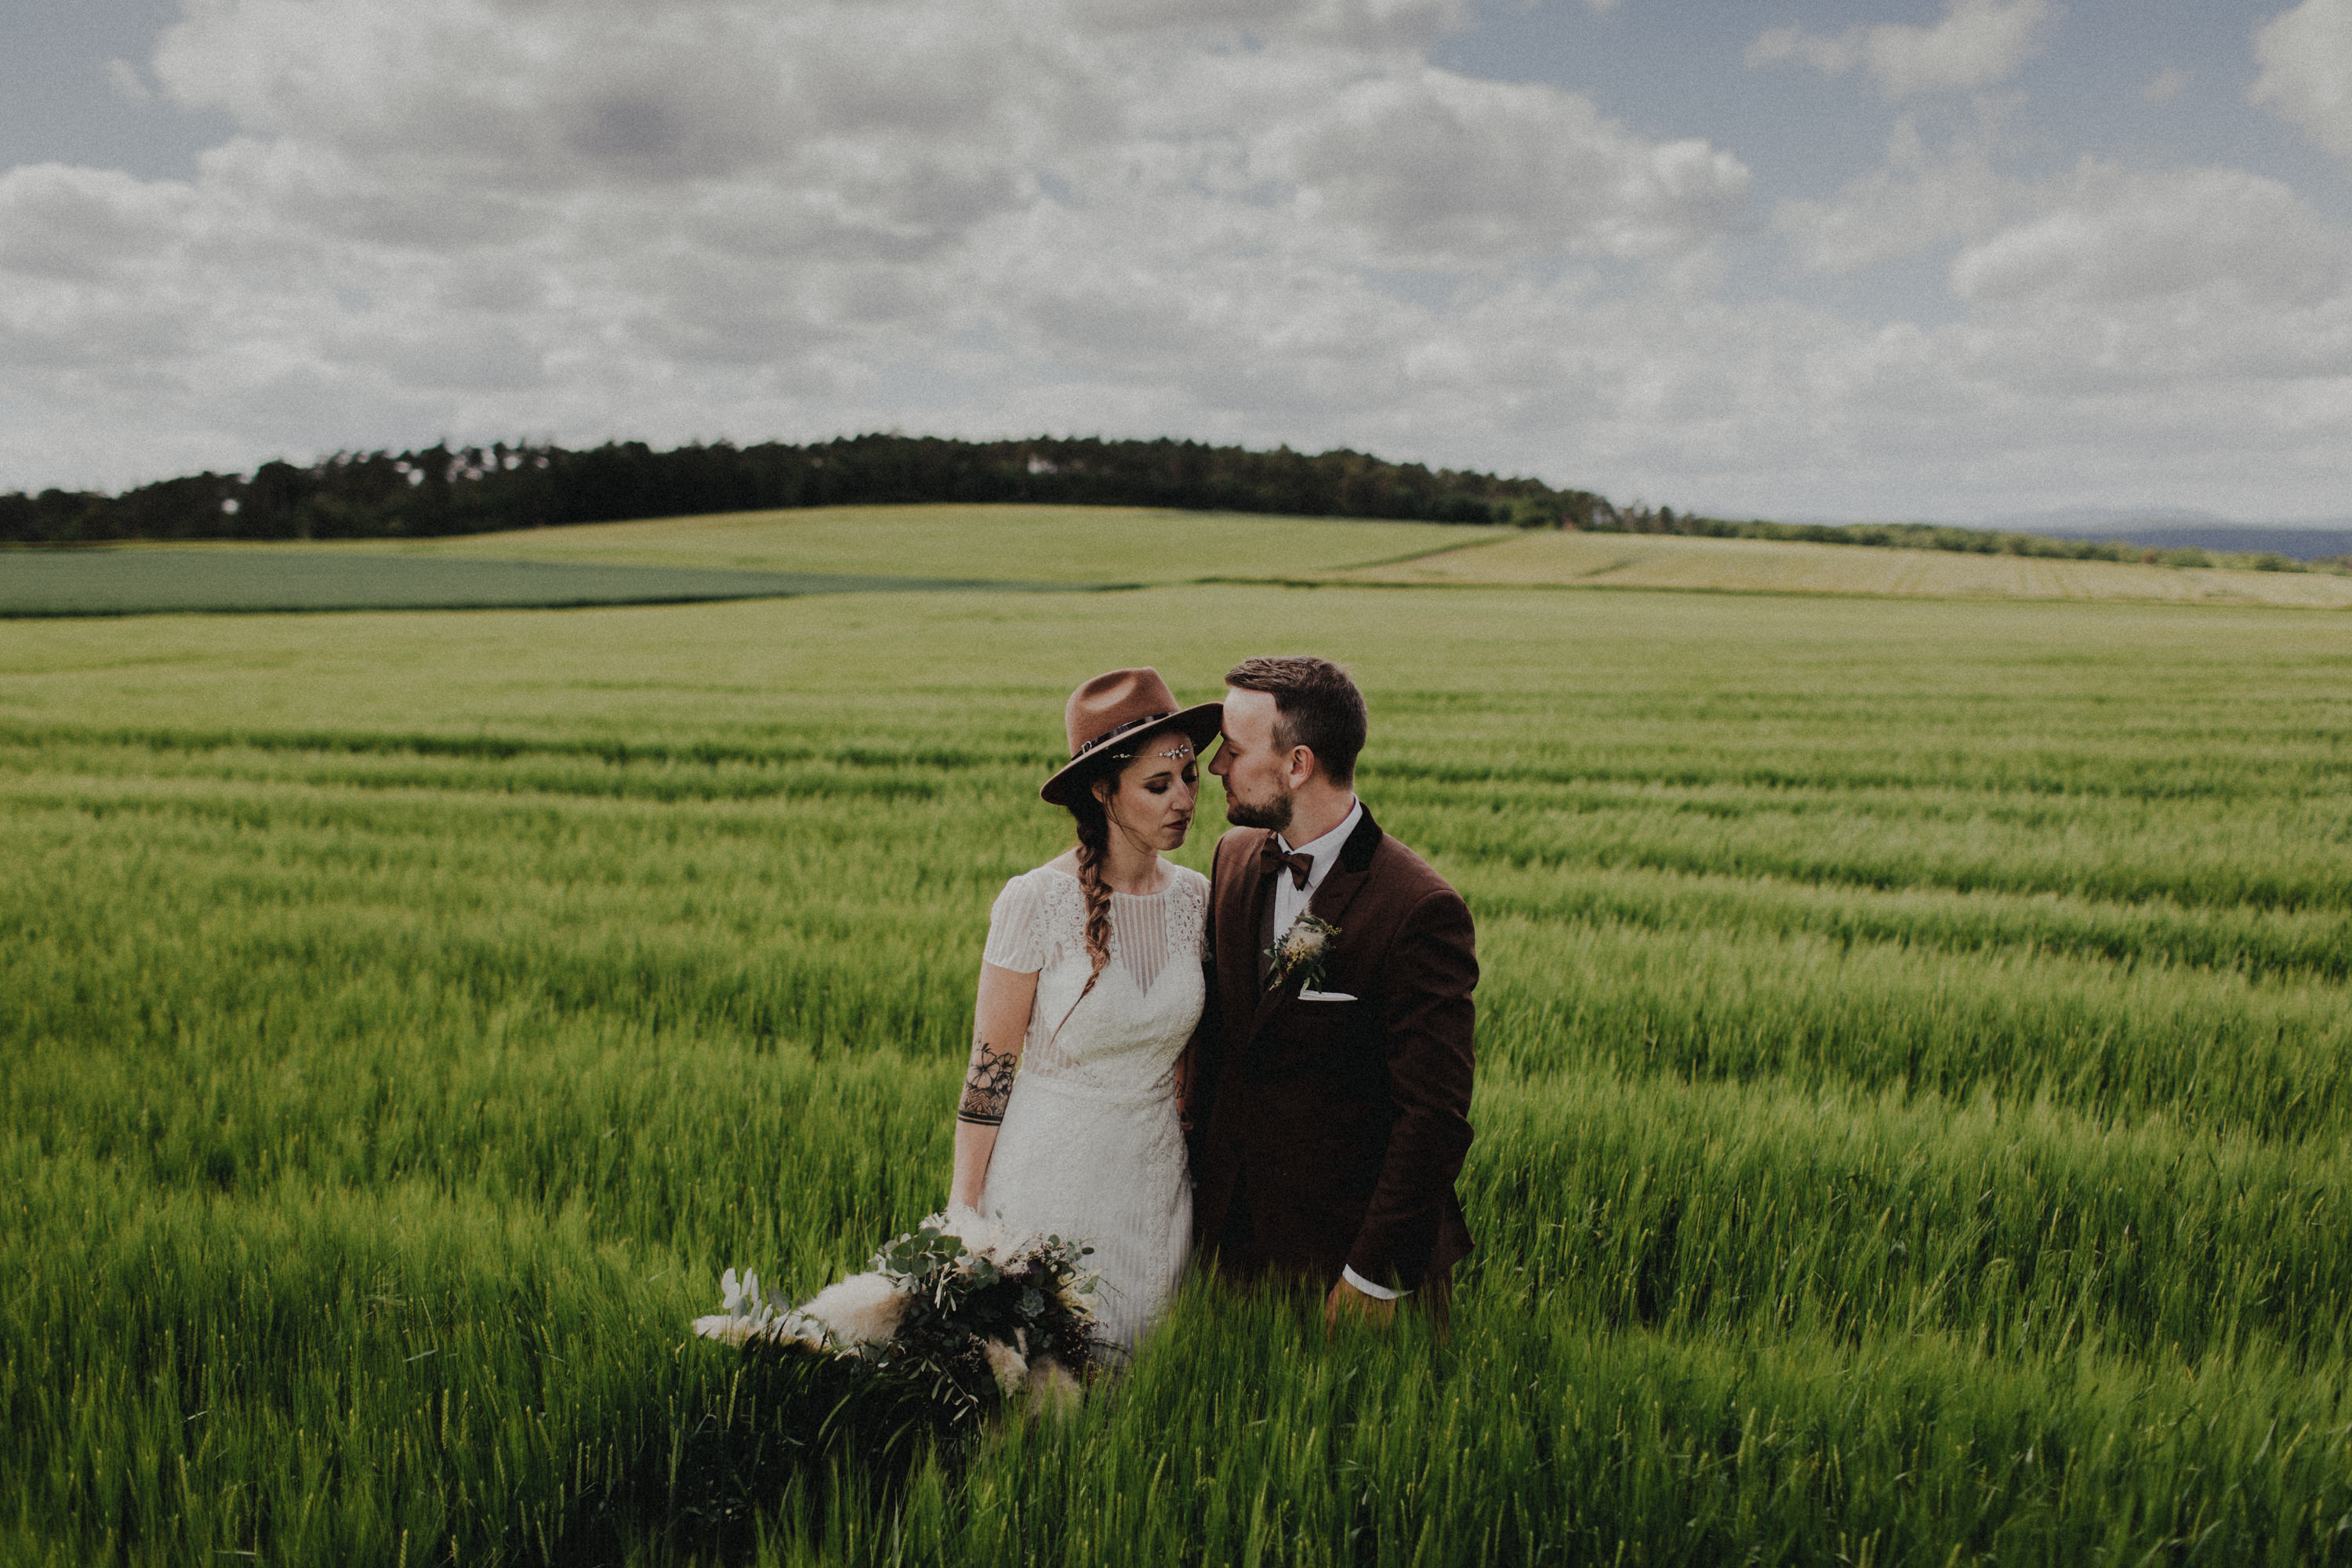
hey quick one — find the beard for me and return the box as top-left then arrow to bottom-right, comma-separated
1221,777 -> 1293,832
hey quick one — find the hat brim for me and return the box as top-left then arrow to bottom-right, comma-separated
1039,701 -> 1224,805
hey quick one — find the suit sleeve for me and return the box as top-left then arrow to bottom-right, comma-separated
1346,883 -> 1477,1291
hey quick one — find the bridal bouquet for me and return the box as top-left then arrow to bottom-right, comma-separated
691,1209 -> 1103,1423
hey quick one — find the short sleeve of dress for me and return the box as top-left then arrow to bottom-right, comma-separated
982,874 -> 1048,974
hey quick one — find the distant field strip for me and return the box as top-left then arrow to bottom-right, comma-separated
328,502 -> 1503,584
1332,527 -> 2352,606
6,584 -> 2352,1564
27,506 -> 2352,612
0,547 -> 1093,615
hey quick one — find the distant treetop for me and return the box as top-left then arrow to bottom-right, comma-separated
0,434 -> 1595,546
0,432 -> 2318,575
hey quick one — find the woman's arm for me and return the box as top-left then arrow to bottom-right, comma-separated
949,961 -> 1041,1212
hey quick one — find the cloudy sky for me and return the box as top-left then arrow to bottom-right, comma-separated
6,0 -> 2352,522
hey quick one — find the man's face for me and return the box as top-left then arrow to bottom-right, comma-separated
1209,687 -> 1294,831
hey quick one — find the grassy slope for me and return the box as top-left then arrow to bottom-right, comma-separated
6,585 -> 2352,1563
1337,527 -> 2352,606
0,550 -> 1045,616
325,503 -> 1503,584
36,503 -> 2352,608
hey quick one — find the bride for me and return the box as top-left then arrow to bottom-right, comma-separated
948,668 -> 1221,1354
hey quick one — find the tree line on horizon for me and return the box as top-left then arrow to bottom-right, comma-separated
0,434 -> 1593,544
0,432 -> 2325,573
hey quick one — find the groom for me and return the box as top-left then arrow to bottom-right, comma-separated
1187,656 -> 1477,1327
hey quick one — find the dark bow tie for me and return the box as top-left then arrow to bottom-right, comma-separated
1261,840 -> 1314,891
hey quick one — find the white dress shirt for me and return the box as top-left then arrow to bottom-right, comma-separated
1269,796 -> 1363,941
1268,798 -> 1406,1302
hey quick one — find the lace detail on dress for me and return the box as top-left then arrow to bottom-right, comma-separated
1017,867 -> 1202,1085
984,868 -> 1207,992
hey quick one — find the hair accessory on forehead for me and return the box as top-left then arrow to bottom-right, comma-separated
1111,739 -> 1196,763
1040,668 -> 1222,805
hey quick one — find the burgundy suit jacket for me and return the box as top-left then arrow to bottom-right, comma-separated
1185,806 -> 1477,1293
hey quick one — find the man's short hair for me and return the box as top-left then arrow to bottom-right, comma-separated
1225,655 -> 1368,786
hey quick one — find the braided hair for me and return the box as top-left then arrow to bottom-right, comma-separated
1047,725 -> 1192,1044
1059,754 -> 1121,1016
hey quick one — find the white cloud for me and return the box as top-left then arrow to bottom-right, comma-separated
5,0 -> 2352,522
1776,112 -> 2020,274
1264,71 -> 1749,268
2253,0 -> 2352,165
1920,165 -> 2352,486
2143,67 -> 2189,104
1075,0 -> 1468,50
0,0 -> 1759,491
1773,142 -> 2352,450
104,59 -> 153,104
0,164 -> 196,281
1748,0 -> 2055,100
1950,165 -> 2350,310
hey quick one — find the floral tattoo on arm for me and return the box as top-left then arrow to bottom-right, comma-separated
957,1040 -> 1019,1127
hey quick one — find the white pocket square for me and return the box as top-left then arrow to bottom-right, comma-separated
1298,988 -> 1357,1002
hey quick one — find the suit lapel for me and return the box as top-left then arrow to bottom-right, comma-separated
1243,806 -> 1385,1046
1310,804 -> 1383,924
1218,829 -> 1276,1055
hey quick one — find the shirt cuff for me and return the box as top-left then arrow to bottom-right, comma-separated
1341,1265 -> 1407,1301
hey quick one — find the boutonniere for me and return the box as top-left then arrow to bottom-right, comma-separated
1265,913 -> 1340,992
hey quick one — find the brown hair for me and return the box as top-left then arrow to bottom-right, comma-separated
1056,751 -> 1125,1020
1225,655 -> 1368,785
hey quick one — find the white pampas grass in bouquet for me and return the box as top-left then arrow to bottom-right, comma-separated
690,1210 -> 1104,1425
799,1272 -> 908,1347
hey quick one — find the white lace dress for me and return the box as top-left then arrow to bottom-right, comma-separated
978,864 -> 1207,1354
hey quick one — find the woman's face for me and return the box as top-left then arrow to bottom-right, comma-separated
1097,732 -> 1200,851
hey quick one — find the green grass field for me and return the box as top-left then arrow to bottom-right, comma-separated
22,505 -> 2352,615
7,517 -> 2352,1564
0,548 -> 1087,617
328,503 -> 1502,585
172,499 -> 2352,608
1341,528 -> 2352,608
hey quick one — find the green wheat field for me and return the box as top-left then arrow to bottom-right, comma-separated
6,514 -> 2352,1565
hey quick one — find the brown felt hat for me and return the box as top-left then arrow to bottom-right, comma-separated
1040,667 -> 1223,805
